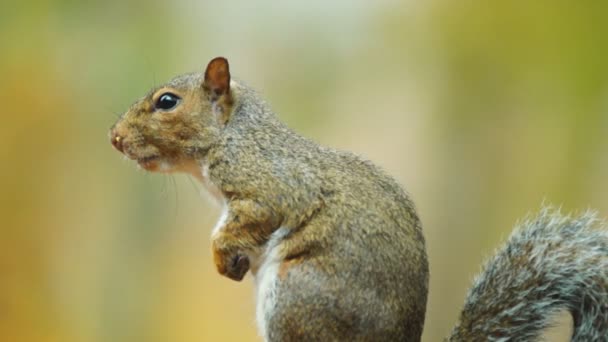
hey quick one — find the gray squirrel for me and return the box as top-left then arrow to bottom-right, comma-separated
109,57 -> 608,341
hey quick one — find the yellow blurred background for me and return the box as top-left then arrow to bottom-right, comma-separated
2,1 -> 608,341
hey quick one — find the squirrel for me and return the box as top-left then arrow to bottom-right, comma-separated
109,57 -> 608,341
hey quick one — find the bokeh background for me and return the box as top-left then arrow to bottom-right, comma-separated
3,1 -> 608,341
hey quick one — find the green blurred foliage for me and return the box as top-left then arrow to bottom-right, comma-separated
1,1 -> 607,341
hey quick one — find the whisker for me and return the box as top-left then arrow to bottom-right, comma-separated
158,174 -> 168,200
187,175 -> 203,201
103,105 -> 123,118
171,175 -> 179,225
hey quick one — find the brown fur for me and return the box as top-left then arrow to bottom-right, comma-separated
110,57 -> 608,342
110,57 -> 428,340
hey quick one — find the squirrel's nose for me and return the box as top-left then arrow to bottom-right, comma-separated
110,131 -> 125,153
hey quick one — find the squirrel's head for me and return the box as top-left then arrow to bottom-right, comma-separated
109,57 -> 233,173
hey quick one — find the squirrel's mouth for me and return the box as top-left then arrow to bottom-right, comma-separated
137,155 -> 161,170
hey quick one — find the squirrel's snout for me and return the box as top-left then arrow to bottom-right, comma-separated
110,130 -> 125,153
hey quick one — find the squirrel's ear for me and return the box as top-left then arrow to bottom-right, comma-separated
204,57 -> 231,100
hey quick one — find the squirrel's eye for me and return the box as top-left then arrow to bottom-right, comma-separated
155,93 -> 180,110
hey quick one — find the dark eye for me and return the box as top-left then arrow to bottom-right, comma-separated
155,93 -> 180,110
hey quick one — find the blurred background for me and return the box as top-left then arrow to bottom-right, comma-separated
2,0 -> 608,341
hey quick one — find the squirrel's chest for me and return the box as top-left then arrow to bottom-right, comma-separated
200,164 -> 224,205
252,227 -> 290,341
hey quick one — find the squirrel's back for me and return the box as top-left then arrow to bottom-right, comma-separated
449,208 -> 608,341
224,80 -> 430,341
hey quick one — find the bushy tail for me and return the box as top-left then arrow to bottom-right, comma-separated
447,208 -> 608,341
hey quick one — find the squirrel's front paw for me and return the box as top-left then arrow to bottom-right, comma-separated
212,237 -> 250,281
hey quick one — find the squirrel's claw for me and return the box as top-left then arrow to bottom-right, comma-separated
212,237 -> 250,281
227,255 -> 250,281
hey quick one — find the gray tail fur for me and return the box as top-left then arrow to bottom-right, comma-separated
447,207 -> 608,341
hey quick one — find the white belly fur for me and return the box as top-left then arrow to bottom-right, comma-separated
252,227 -> 290,341
198,162 -> 287,341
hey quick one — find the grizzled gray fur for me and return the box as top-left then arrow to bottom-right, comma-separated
448,208 -> 608,341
